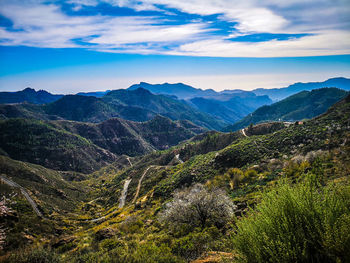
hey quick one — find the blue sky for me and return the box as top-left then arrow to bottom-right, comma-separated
0,0 -> 349,93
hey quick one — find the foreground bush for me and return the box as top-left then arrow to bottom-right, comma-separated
71,241 -> 182,263
232,176 -> 350,263
4,246 -> 60,263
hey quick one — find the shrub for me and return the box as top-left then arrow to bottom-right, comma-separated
283,159 -> 310,178
208,168 -> 244,190
227,168 -> 244,189
4,246 -> 61,263
72,241 -> 182,263
160,184 -> 234,230
172,226 -> 225,261
242,169 -> 258,184
232,176 -> 350,263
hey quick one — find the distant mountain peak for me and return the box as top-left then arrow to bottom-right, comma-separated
133,87 -> 153,95
23,87 -> 36,92
128,82 -> 214,99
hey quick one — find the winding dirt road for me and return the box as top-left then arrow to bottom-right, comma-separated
175,154 -> 184,163
132,166 -> 154,203
118,178 -> 132,208
126,157 -> 133,167
0,175 -> 44,218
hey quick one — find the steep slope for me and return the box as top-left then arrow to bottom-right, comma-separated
224,88 -> 348,132
0,155 -> 89,214
44,95 -> 119,122
224,92 -> 272,111
0,155 -> 92,251
52,115 -> 205,156
189,93 -> 272,124
188,97 -> 245,123
0,88 -> 63,104
0,118 -> 117,173
253,77 -> 350,101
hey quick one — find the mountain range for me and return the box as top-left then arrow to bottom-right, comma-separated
252,77 -> 350,101
0,88 -> 226,130
1,77 -> 349,129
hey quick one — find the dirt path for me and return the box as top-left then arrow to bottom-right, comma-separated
89,164 -> 171,222
118,178 -> 132,208
126,157 -> 133,167
132,166 -> 154,203
0,175 -> 44,218
175,154 -> 184,163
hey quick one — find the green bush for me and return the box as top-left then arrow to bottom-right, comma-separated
71,241 -> 182,263
232,176 -> 350,263
5,246 -> 61,263
172,226 -> 225,261
242,169 -> 258,184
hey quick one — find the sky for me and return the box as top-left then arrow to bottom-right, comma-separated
0,0 -> 349,93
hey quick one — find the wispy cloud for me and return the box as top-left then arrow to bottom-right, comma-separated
169,30 -> 350,57
0,0 -> 349,57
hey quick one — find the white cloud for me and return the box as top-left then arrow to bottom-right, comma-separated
87,18 -> 207,46
96,0 -> 347,34
0,3 -> 101,47
0,0 -> 349,57
0,2 -> 209,49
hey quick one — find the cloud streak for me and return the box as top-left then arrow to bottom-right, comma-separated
0,0 -> 349,57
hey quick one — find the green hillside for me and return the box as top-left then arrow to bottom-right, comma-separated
0,118 -> 117,173
52,115 -> 205,156
224,88 -> 348,131
0,155 -> 91,251
0,116 -> 204,173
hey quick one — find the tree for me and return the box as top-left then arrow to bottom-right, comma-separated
160,184 -> 234,230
